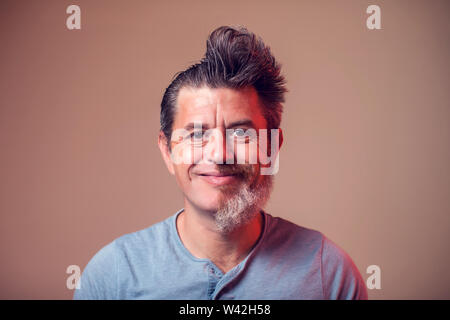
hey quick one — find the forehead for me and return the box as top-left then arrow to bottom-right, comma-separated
174,86 -> 267,128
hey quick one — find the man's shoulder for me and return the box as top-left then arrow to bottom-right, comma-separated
263,213 -> 367,299
87,213 -> 175,265
265,213 -> 359,267
112,213 -> 176,253
264,213 -> 324,249
81,213 -> 175,270
319,233 -> 368,298
74,213 -> 177,300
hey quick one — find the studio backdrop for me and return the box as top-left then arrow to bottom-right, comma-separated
0,0 -> 449,299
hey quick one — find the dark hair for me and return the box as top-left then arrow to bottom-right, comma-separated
160,26 -> 287,146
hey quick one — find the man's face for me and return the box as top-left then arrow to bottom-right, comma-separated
159,86 -> 280,231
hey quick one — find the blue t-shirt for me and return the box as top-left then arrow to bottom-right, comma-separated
74,209 -> 368,300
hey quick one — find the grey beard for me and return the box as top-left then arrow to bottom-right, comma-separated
213,174 -> 273,234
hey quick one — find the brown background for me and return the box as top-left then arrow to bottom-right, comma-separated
1,0 -> 449,299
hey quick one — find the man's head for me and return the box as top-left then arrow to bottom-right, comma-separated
158,26 -> 286,233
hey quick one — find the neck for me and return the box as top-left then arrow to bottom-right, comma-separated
176,201 -> 264,273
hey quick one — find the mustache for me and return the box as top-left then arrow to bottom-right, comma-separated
216,164 -> 256,180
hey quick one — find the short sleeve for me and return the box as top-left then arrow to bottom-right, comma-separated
73,241 -> 118,300
320,236 -> 368,300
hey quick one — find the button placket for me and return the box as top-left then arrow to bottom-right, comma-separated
205,263 -> 223,299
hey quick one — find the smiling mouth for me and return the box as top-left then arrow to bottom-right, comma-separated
198,173 -> 236,177
197,174 -> 240,186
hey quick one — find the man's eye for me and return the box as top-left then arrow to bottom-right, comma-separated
234,128 -> 246,137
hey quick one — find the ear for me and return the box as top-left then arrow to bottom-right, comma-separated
158,131 -> 175,175
278,128 -> 284,150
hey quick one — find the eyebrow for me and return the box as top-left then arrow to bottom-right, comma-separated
227,119 -> 256,129
183,119 -> 256,131
183,122 -> 209,131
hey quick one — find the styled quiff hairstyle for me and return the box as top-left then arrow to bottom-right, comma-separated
160,26 -> 287,146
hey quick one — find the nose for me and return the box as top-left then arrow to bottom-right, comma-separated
203,129 -> 233,165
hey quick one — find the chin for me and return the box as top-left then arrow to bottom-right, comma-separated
187,192 -> 220,212
189,188 -> 237,213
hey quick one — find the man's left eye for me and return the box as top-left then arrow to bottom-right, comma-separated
234,128 -> 246,137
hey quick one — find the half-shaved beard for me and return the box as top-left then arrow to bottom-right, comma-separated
213,164 -> 273,234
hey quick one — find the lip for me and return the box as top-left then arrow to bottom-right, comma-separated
196,173 -> 239,186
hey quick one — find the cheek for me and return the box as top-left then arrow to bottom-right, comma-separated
171,144 -> 203,165
172,163 -> 193,191
234,141 -> 259,165
257,134 -> 271,165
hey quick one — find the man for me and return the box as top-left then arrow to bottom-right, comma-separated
74,26 -> 368,300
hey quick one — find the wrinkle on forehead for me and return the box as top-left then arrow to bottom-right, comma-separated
174,86 -> 266,129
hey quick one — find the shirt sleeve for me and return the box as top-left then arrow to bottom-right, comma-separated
73,241 -> 118,300
320,235 -> 368,300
